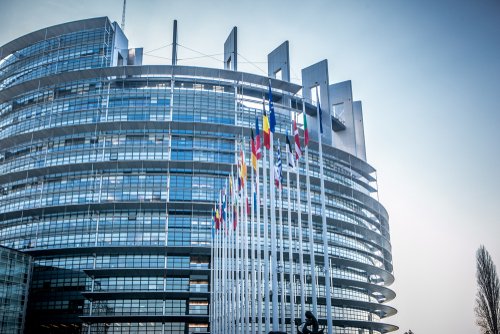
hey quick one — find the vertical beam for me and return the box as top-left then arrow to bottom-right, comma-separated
267,41 -> 290,82
353,101 -> 367,161
224,27 -> 238,71
172,20 -> 178,66
301,60 -> 333,145
121,0 -> 126,31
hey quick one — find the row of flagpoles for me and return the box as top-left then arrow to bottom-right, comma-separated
210,82 -> 334,333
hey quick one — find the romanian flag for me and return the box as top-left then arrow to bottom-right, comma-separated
255,116 -> 262,159
215,207 -> 220,230
263,108 -> 271,150
303,112 -> 309,147
251,130 -> 257,171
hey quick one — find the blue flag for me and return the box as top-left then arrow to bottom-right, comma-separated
274,139 -> 283,188
268,81 -> 276,133
316,87 -> 323,134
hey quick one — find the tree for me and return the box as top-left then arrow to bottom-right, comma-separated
475,245 -> 500,334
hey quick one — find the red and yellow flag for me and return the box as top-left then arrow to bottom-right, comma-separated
239,148 -> 247,186
251,130 -> 257,171
263,109 -> 271,150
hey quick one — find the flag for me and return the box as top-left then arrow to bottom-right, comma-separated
237,171 -> 242,193
221,188 -> 227,224
212,202 -> 220,230
214,205 -> 220,230
211,207 -> 216,239
233,205 -> 238,231
240,147 -> 247,186
316,87 -> 323,134
229,175 -> 233,198
251,130 -> 257,171
274,139 -> 283,188
246,197 -> 250,215
268,81 -> 276,133
263,106 -> 271,150
255,116 -> 262,160
303,112 -> 309,147
218,190 -> 222,227
286,134 -> 295,169
293,119 -> 302,160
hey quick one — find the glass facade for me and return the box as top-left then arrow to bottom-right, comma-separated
0,246 -> 32,334
0,17 -> 397,333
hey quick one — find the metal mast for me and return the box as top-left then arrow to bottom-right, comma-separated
121,0 -> 126,31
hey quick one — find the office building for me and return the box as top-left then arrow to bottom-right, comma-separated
0,17 -> 397,333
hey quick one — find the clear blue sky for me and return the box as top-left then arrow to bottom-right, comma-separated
1,0 -> 499,333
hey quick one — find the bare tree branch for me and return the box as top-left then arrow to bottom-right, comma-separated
475,245 -> 500,334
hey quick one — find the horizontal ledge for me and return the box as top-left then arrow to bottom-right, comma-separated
81,291 -> 209,300
83,268 -> 210,278
79,314 -> 208,323
24,245 -> 211,257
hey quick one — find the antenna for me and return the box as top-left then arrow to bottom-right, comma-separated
121,0 -> 127,31
172,20 -> 178,66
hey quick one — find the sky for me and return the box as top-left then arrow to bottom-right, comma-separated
1,0 -> 500,333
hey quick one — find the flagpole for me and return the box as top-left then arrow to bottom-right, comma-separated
219,189 -> 225,334
270,135 -> 280,333
240,158 -> 246,334
232,174 -> 238,334
268,88 -> 280,332
213,208 -> 217,333
239,155 -> 245,334
294,115 -> 306,324
276,140 -> 286,332
316,86 -> 333,334
303,99 -> 318,317
236,161 -> 242,334
229,172 -> 235,334
262,100 -> 271,334
224,184 -> 230,334
254,124 -> 263,333
242,142 -> 250,334
217,205 -> 223,333
250,149 -> 256,334
210,208 -> 214,332
210,208 -> 213,332
216,191 -> 221,333
285,135 -> 296,330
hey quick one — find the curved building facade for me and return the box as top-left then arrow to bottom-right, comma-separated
0,17 -> 397,333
